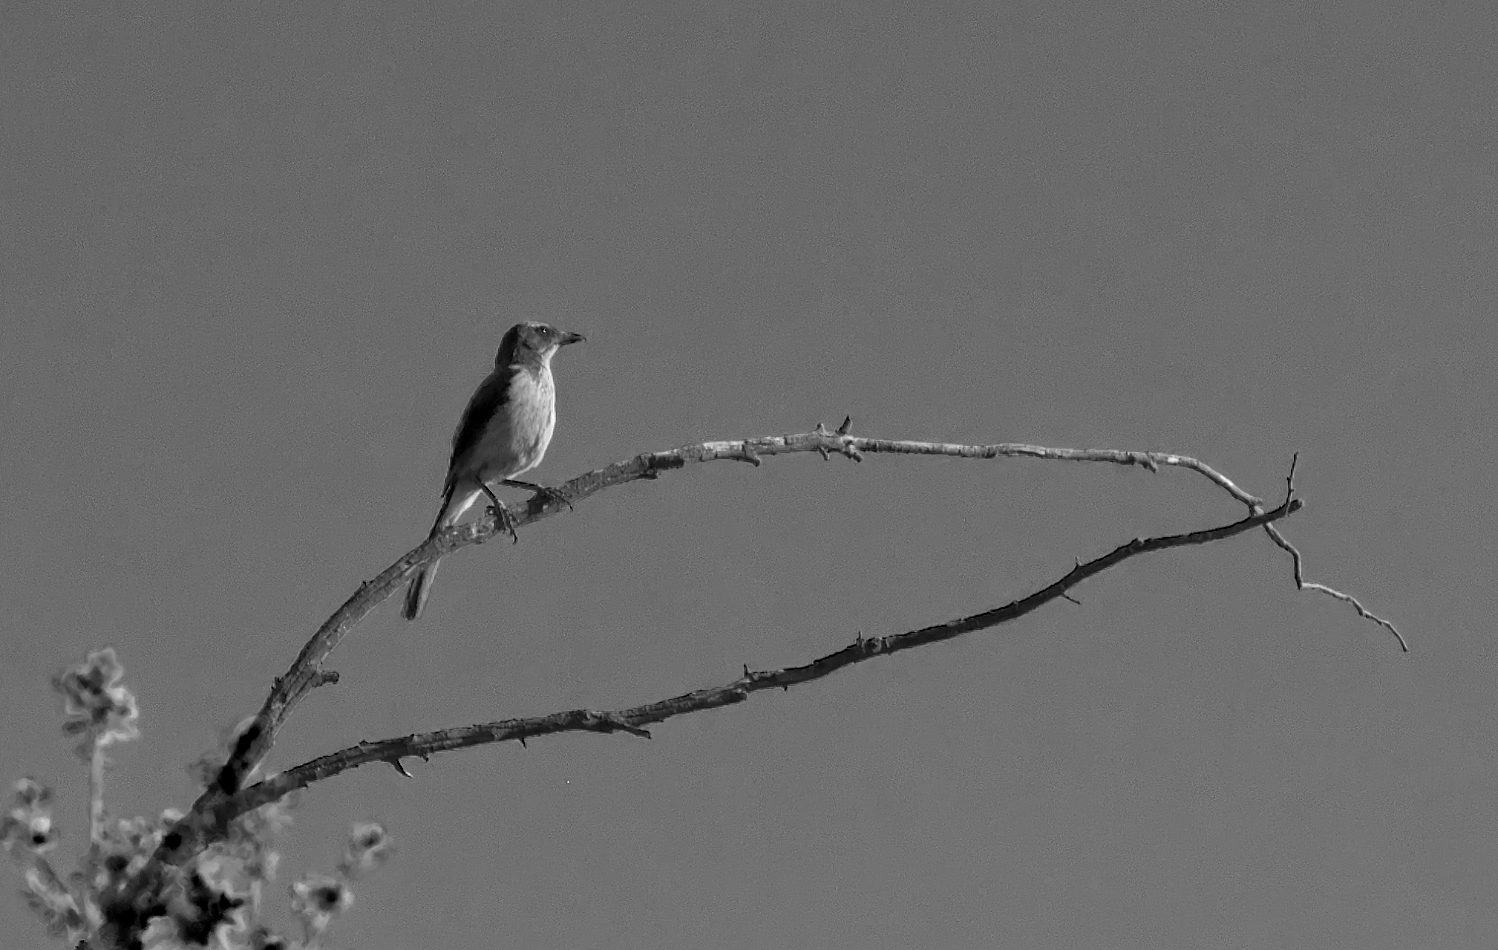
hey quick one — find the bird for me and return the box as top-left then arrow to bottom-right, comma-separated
401,321 -> 586,620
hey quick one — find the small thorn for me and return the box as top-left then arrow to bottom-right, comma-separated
836,416 -> 852,435
817,445 -> 830,461
814,421 -> 828,435
518,736 -> 527,748
389,758 -> 414,778
741,444 -> 762,466
1060,592 -> 1081,606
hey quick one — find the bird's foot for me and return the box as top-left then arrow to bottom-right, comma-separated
504,479 -> 575,512
529,484 -> 575,511
486,500 -> 520,544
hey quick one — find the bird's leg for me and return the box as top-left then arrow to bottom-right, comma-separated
501,478 -> 575,511
480,483 -> 519,544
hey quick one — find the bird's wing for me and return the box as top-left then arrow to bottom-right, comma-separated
444,364 -> 520,488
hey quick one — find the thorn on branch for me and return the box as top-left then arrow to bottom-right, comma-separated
740,444 -> 762,466
1060,593 -> 1081,606
518,736 -> 527,748
836,416 -> 852,435
388,758 -> 414,778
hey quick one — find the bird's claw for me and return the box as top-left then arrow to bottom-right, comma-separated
487,501 -> 520,543
529,484 -> 575,512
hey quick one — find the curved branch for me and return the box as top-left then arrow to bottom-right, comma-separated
191,421 -> 1266,813
217,496 -> 1301,821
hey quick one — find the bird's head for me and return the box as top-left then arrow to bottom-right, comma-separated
495,322 -> 586,368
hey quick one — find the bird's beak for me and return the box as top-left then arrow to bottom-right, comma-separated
559,331 -> 586,346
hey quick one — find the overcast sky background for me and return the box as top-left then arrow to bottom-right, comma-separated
3,3 -> 1496,948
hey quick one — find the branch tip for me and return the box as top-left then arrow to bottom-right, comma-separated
309,670 -> 339,689
1263,522 -> 1407,651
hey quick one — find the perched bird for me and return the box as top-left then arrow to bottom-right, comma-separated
402,321 -> 586,620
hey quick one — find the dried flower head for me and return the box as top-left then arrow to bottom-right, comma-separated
2,777 -> 58,855
338,821 -> 393,879
290,872 -> 352,937
248,925 -> 291,950
53,647 -> 140,755
159,863 -> 248,949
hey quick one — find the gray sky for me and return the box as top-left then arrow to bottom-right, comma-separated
3,2 -> 1496,948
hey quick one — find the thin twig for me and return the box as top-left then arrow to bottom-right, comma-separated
1257,452 -> 1408,652
1262,524 -> 1408,651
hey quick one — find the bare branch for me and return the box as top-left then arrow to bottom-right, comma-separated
139,423 -> 1389,897
211,497 -> 1301,824
1261,524 -> 1408,651
191,423 -> 1266,819
1252,452 -> 1408,652
104,424 -> 1402,950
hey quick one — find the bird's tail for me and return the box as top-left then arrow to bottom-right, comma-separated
402,486 -> 467,621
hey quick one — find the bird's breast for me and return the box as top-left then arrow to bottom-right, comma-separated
497,365 -> 556,477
